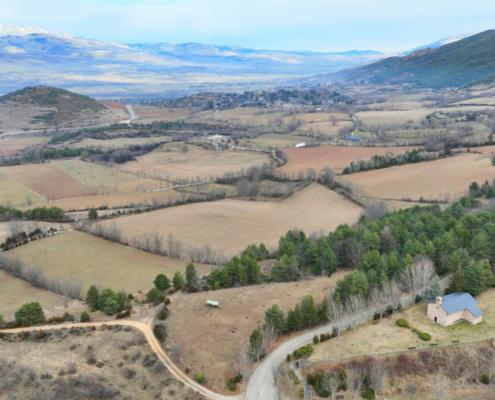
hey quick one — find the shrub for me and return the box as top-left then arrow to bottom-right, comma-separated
86,355 -> 97,365
313,335 -> 319,344
397,319 -> 411,329
153,324 -> 166,343
128,293 -> 134,300
362,388 -> 376,399
124,368 -> 136,379
481,374 -> 490,385
294,379 -> 300,385
115,309 -> 131,319
419,332 -> 432,341
197,373 -> 206,383
15,302 -> 45,325
80,311 -> 90,323
415,295 -> 422,304
332,327 -> 339,338
34,330 -> 47,340
62,313 -> 75,322
292,344 -> 313,360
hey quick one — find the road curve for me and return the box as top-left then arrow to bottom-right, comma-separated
245,276 -> 451,400
1,320 -> 241,400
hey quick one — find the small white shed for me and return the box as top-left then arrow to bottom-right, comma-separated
206,300 -> 220,308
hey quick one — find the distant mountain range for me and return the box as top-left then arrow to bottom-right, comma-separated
345,30 -> 495,88
0,25 -> 482,97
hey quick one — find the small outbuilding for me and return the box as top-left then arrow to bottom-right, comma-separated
206,300 -> 220,308
426,293 -> 483,327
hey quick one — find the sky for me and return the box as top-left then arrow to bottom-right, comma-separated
2,0 -> 495,52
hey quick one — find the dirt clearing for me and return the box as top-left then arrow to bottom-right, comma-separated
105,184 -> 362,257
343,153 -> 495,201
11,230 -> 214,294
167,272 -> 347,393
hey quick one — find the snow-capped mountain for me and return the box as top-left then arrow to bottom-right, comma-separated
401,32 -> 480,55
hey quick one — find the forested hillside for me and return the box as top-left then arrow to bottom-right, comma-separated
346,30 -> 495,88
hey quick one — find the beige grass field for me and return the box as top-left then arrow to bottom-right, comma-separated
282,112 -> 350,124
309,288 -> 495,362
122,142 -> 270,181
355,109 -> 431,126
295,120 -> 354,137
69,135 -> 172,150
11,230 -> 214,294
52,159 -> 165,193
167,272 -> 348,393
134,105 -> 190,122
104,184 -> 362,257
0,134 -> 49,156
343,153 -> 495,201
0,270 -> 85,320
33,189 -> 183,211
0,169 -> 46,207
278,145 -> 420,174
4,163 -> 92,200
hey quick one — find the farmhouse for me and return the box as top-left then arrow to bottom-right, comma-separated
427,293 -> 484,327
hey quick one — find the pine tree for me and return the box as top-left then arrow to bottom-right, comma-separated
318,297 -> 329,322
154,274 -> 171,292
80,311 -> 90,322
287,304 -> 302,332
265,304 -> 287,334
185,263 -> 199,287
86,285 -> 100,311
464,259 -> 494,296
88,208 -> 98,219
172,271 -> 185,291
222,256 -> 247,287
258,243 -> 269,260
301,295 -> 319,328
423,275 -> 443,301
14,302 -> 45,325
242,254 -> 261,285
445,265 -> 465,295
249,328 -> 264,363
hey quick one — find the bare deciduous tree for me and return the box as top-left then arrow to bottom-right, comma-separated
369,361 -> 389,398
361,201 -> 389,221
236,343 -> 253,388
400,256 -> 435,301
430,372 -> 449,400
8,219 -> 24,239
327,297 -> 346,342
262,322 -> 278,355
346,365 -> 364,400
320,372 -> 340,400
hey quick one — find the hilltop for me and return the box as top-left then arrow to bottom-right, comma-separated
345,30 -> 495,88
0,86 -> 126,132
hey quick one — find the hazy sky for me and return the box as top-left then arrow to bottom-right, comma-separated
2,0 -> 494,52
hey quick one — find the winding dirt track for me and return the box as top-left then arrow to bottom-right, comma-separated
0,320 -> 241,400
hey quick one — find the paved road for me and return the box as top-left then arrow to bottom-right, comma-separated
1,320 -> 241,400
245,276 -> 451,400
126,104 -> 138,121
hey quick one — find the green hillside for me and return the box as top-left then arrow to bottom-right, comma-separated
346,30 -> 495,88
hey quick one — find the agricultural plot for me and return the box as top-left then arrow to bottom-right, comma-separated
167,272 -> 348,393
294,120 -> 354,137
0,271 -> 84,320
309,288 -> 495,362
278,145 -> 420,174
244,133 -> 318,149
4,163 -> 91,200
355,109 -> 432,126
104,183 -> 362,257
52,159 -> 165,193
32,189 -> 184,211
69,135 -> 172,150
122,142 -> 270,181
0,134 -> 49,156
11,230 -> 214,294
134,105 -> 190,122
0,170 -> 46,207
281,112 -> 350,124
343,153 -> 495,201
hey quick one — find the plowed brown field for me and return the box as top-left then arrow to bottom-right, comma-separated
343,153 -> 495,201
278,145 -> 420,174
105,183 -> 362,257
5,163 -> 91,200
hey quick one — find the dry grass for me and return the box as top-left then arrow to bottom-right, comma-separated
343,153 -> 494,201
69,135 -> 172,150
134,105 -> 190,122
122,142 -> 270,181
52,159 -> 165,193
309,288 -> 495,363
11,230 -> 214,295
31,189 -> 183,211
104,183 -> 362,257
355,109 -> 431,126
0,326 -> 193,400
294,120 -> 353,137
167,272 -> 348,393
4,163 -> 92,200
278,145 -> 420,174
0,170 -> 46,207
0,270 -> 85,320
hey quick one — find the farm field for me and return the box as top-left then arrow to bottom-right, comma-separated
278,145 -> 420,174
343,153 -> 494,201
122,142 -> 270,181
167,272 -> 348,393
207,107 -> 285,125
294,120 -> 353,137
11,230 -> 214,294
309,288 -> 495,363
134,105 -> 190,122
0,270 -> 85,320
69,135 -> 172,150
31,189 -> 184,211
355,109 -> 431,126
281,112 -> 349,124
3,163 -> 91,200
0,169 -> 46,207
52,159 -> 165,193
0,134 -> 49,156
103,183 -> 362,257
